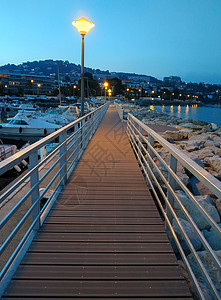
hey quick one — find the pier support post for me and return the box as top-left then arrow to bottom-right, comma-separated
147,134 -> 154,187
59,131 -> 67,185
166,154 -> 177,231
29,152 -> 40,230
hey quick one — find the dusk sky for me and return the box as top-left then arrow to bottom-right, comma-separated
0,0 -> 221,84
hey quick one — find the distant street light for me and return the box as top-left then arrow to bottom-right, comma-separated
108,89 -> 112,100
37,84 -> 41,96
103,81 -> 108,100
72,17 -> 95,116
31,80 -> 34,95
73,85 -> 77,97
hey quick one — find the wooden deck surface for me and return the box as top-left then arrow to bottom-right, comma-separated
2,105 -> 192,299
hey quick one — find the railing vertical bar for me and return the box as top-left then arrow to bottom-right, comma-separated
29,151 -> 40,231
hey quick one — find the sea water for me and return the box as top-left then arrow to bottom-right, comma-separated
151,104 -> 221,126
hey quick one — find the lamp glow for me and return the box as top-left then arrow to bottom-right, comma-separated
72,18 -> 95,35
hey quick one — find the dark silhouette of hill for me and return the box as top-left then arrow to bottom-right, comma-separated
0,59 -> 161,83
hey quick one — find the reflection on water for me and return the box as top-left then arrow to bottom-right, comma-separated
170,105 -> 173,113
150,104 -> 221,126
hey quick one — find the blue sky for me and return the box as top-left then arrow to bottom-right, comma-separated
0,0 -> 221,84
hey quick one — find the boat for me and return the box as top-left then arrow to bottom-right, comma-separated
39,107 -> 77,126
11,103 -> 40,111
0,110 -> 61,142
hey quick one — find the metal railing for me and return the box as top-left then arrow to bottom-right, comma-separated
127,113 -> 221,300
114,101 -> 124,120
0,103 -> 109,295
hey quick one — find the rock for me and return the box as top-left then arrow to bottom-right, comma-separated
188,153 -> 205,168
204,140 -> 215,147
165,130 -> 184,141
172,218 -> 202,255
174,190 -> 220,230
187,250 -> 221,298
216,199 -> 221,216
195,147 -> 215,160
209,170 -> 221,180
202,223 -> 221,250
185,134 -> 210,151
179,128 -> 193,139
194,195 -> 215,206
209,156 -> 221,174
195,181 -> 212,196
211,123 -> 219,130
188,132 -> 199,139
179,122 -> 203,130
214,127 -> 221,134
186,141 -> 203,152
167,137 -> 174,143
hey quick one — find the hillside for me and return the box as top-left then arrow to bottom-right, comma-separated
0,59 -> 161,83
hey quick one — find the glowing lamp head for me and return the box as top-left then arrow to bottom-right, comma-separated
72,17 -> 95,35
103,81 -> 108,88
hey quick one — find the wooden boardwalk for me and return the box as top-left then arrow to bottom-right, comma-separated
2,105 -> 192,299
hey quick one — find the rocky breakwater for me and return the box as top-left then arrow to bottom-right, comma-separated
121,102 -> 221,298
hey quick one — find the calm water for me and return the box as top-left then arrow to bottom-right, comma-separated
149,104 -> 221,126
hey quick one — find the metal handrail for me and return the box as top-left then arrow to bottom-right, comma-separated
0,103 -> 109,295
127,113 -> 221,300
114,101 -> 124,120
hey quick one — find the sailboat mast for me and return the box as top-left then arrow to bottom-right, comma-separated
57,61 -> 61,105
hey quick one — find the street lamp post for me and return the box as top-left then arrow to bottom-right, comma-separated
72,18 -> 95,116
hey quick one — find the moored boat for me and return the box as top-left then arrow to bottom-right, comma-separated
0,110 -> 61,142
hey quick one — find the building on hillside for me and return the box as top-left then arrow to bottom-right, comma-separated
0,73 -> 56,95
163,76 -> 181,86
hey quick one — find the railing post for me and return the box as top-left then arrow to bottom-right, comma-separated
59,131 -> 67,185
166,154 -> 177,231
29,152 -> 40,230
147,134 -> 154,187
137,125 -> 142,165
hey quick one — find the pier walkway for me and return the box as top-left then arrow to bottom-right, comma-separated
2,105 -> 192,299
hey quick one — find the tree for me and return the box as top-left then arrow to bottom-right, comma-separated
64,75 -> 70,82
0,84 -> 4,95
78,73 -> 101,97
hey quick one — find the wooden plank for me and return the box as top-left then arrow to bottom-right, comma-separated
45,216 -> 163,224
3,280 -> 192,298
14,265 -> 183,280
21,252 -> 180,265
34,232 -> 169,242
40,224 -> 166,233
52,204 -> 156,210
48,210 -> 160,218
28,242 -> 173,253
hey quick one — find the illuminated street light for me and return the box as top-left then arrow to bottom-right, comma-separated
103,81 -> 109,100
73,85 -> 77,96
72,17 -> 95,116
37,84 -> 41,96
30,80 -> 34,94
